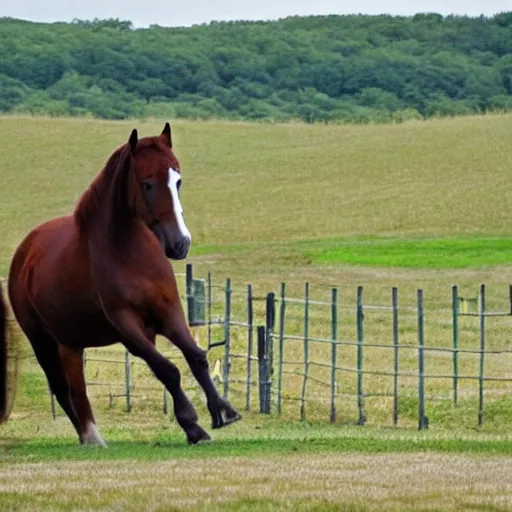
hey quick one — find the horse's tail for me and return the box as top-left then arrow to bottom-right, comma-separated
0,281 -> 8,422
0,280 -> 17,424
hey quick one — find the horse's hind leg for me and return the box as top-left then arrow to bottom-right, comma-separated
164,311 -> 241,430
57,344 -> 106,447
24,326 -> 105,446
23,327 -> 81,435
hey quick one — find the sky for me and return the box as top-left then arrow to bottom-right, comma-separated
1,0 -> 511,28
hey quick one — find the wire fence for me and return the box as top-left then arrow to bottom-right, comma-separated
45,265 -> 512,429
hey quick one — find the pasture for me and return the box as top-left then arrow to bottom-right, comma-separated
1,114 -> 512,510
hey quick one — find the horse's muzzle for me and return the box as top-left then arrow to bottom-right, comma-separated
166,236 -> 191,260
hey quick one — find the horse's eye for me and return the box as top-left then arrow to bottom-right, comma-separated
142,182 -> 152,192
177,180 -> 182,192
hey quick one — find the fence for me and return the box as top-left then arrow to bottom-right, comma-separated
49,265 -> 512,430
272,282 -> 512,429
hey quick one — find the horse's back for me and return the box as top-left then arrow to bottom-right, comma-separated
11,215 -> 76,266
10,215 -> 76,294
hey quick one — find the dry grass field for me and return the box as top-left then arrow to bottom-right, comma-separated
1,451 -> 512,511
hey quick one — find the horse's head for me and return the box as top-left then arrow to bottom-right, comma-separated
129,123 -> 191,260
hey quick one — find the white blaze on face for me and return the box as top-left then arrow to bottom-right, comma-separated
168,168 -> 191,240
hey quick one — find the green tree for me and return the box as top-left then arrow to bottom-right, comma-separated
1,13 -> 511,122
0,74 -> 30,111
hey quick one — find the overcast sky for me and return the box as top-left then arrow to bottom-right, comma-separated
2,0 -> 510,28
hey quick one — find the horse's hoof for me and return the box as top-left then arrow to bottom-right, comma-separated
81,440 -> 108,448
186,424 -> 212,445
211,400 -> 242,429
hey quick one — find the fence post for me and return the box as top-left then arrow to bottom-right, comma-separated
222,278 -> 231,399
330,287 -> 338,424
50,390 -> 56,420
452,285 -> 459,407
266,292 -> 275,411
478,284 -> 486,427
277,283 -> 286,414
300,283 -> 310,421
186,263 -> 194,325
124,349 -> 131,413
246,284 -> 253,411
207,272 -> 212,349
392,287 -> 399,426
163,388 -> 169,415
417,289 -> 428,430
257,326 -> 270,413
356,286 -> 366,425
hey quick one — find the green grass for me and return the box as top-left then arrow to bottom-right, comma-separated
189,236 -> 512,269
4,429 -> 512,464
303,236 -> 512,268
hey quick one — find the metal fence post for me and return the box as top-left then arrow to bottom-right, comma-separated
356,286 -> 366,425
265,292 -> 275,411
478,284 -> 486,427
124,349 -> 131,412
452,285 -> 459,407
330,287 -> 338,423
257,326 -> 270,413
186,263 -> 194,325
163,388 -> 169,415
418,289 -> 428,430
207,272 -> 212,349
246,284 -> 253,411
392,287 -> 399,425
223,278 -> 231,399
300,283 -> 310,421
50,389 -> 56,420
277,282 -> 286,414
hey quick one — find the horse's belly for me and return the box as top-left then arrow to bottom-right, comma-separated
24,287 -> 120,348
50,307 -> 121,348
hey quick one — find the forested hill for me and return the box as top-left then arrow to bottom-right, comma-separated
1,13 -> 512,122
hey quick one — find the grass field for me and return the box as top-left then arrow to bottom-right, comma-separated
2,114 -> 512,510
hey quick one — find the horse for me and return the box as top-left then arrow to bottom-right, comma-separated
7,123 -> 241,446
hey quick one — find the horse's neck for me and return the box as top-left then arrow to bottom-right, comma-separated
90,202 -> 137,249
76,152 -> 136,245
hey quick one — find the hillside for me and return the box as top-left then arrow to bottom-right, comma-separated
0,13 -> 511,122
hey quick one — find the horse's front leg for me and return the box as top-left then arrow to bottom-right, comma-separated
111,308 -> 211,444
163,307 -> 241,429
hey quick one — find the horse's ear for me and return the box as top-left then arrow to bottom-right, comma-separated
161,122 -> 172,148
129,129 -> 138,154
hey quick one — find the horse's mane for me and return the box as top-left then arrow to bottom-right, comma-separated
74,142 -> 134,235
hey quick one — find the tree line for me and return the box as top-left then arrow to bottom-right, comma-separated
1,13 -> 511,123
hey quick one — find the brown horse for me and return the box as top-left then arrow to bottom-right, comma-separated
8,123 -> 240,446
